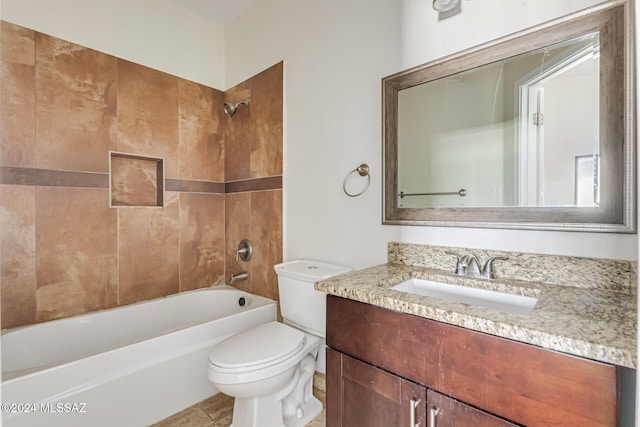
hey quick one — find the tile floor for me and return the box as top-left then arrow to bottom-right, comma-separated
151,374 -> 326,427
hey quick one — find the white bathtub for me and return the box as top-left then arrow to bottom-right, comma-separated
1,285 -> 276,427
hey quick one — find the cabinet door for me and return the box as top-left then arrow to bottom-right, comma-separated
427,390 -> 518,427
327,348 -> 427,427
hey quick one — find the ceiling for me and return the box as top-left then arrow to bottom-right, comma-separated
169,0 -> 258,26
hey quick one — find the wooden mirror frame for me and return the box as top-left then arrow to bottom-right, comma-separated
382,0 -> 636,232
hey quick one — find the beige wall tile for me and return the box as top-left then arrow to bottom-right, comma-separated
249,62 -> 283,179
1,21 -> 34,65
224,86 -> 251,182
0,185 -> 36,328
35,187 -> 118,321
118,191 -> 180,305
224,63 -> 283,304
224,62 -> 283,181
225,193 -> 251,293
250,190 -> 283,302
0,25 -> 283,330
110,155 -> 162,207
179,193 -> 225,291
223,190 -> 283,303
1,22 -> 35,167
117,60 -> 179,177
179,79 -> 225,182
35,34 -> 117,173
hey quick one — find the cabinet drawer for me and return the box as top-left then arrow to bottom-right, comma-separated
327,295 -> 618,426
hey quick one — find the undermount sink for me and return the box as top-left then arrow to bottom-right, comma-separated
391,278 -> 538,315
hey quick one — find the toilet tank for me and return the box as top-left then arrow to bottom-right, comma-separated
274,260 -> 352,337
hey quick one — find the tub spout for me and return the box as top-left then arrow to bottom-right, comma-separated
230,272 -> 249,284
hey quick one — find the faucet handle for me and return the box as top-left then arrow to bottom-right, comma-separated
444,251 -> 464,275
481,256 -> 508,279
235,239 -> 253,262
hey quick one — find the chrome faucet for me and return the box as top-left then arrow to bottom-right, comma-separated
459,254 -> 481,278
445,251 -> 508,279
482,256 -> 509,279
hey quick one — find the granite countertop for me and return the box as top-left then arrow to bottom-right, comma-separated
316,262 -> 637,369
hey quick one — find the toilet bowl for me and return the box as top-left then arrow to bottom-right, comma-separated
207,260 -> 352,427
208,322 -> 322,427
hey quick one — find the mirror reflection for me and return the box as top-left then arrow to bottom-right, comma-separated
397,33 -> 601,209
383,1 -> 634,232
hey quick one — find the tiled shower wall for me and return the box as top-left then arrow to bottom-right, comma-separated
0,21 -> 283,329
224,66 -> 283,305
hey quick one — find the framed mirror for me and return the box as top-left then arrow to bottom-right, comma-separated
383,0 -> 635,232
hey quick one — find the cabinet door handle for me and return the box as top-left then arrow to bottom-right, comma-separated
429,407 -> 439,427
410,399 -> 420,427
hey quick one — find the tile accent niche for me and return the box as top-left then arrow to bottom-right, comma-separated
110,152 -> 165,207
0,20 -> 283,329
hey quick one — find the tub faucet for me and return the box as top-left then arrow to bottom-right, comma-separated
445,251 -> 508,279
230,272 -> 249,284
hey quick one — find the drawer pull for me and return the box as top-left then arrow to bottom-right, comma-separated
429,407 -> 439,427
410,399 -> 420,427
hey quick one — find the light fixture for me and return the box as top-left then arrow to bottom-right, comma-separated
432,0 -> 460,12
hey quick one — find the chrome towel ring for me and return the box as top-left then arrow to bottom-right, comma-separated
343,164 -> 370,197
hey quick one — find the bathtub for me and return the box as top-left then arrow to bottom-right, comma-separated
1,285 -> 276,427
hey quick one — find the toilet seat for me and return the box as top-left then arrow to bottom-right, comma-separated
209,322 -> 306,374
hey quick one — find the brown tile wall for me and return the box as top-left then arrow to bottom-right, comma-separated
224,63 -> 284,308
0,21 -> 283,328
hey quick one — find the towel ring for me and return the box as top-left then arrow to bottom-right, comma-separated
343,164 -> 370,197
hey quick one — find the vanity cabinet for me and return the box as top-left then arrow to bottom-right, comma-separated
326,348 -> 426,427
326,295 -> 618,427
327,348 -> 517,427
425,389 -> 518,427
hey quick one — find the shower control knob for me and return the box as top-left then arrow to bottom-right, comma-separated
235,239 -> 253,262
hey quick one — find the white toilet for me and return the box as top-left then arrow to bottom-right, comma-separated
207,260 -> 352,427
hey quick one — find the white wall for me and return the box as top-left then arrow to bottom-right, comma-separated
0,0 -> 226,89
225,0 -> 637,268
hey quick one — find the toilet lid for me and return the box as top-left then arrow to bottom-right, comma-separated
209,322 -> 306,370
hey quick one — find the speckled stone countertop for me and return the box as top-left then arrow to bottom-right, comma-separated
316,243 -> 637,369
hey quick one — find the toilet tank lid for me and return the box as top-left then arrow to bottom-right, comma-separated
274,260 -> 352,281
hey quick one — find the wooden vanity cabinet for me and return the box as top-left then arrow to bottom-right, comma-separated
426,389 -> 518,427
326,348 -> 426,427
326,295 -> 619,427
327,348 -> 517,427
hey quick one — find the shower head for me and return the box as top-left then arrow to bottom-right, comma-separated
223,99 -> 249,117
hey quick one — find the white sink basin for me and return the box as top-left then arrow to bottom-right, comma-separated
391,278 -> 538,315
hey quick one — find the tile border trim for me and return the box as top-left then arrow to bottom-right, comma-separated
225,176 -> 283,193
1,166 -> 282,194
0,166 -> 109,188
165,179 -> 224,194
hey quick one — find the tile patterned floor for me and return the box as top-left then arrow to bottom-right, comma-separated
151,375 -> 326,427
